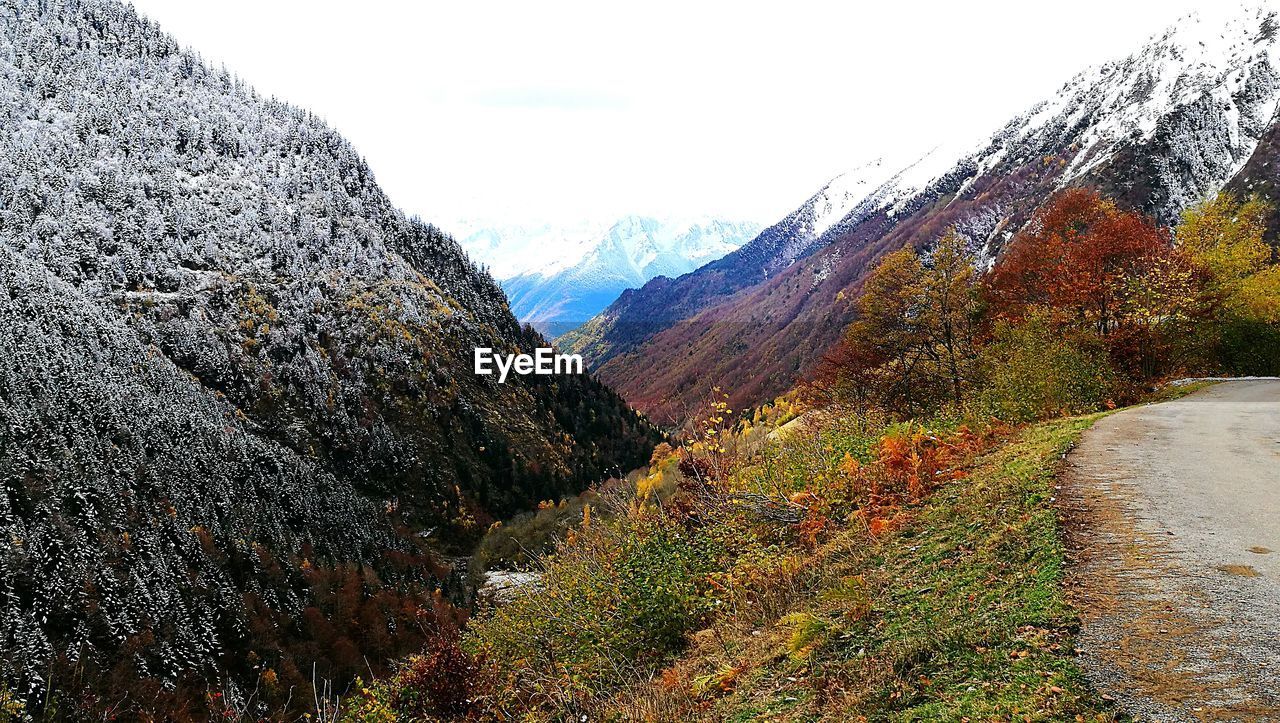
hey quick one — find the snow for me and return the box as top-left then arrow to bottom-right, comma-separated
988,1 -> 1280,186
880,145 -> 970,215
802,0 -> 1280,242
450,219 -> 609,278
454,215 -> 759,282
495,216 -> 762,327
806,158 -> 899,238
790,144 -> 970,245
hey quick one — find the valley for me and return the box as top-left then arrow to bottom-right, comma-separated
1,1 -> 1279,721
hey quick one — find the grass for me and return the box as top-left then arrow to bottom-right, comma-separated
606,415 -> 1121,721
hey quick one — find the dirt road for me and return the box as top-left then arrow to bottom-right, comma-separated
1062,380 -> 1280,721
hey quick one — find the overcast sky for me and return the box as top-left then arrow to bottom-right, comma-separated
126,1 -> 1209,232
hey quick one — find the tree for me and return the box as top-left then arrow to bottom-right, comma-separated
986,188 -> 1193,379
1176,193 -> 1280,373
920,230 -> 983,406
810,230 -> 981,416
1178,193 -> 1280,322
987,188 -> 1172,337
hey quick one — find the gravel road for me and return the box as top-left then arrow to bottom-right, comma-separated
1061,380 -> 1280,721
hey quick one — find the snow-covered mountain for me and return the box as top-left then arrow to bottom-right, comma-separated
784,1 -> 1280,266
0,0 -> 657,716
452,219 -> 607,279
460,216 -> 759,334
566,1 -> 1280,421
738,150 -> 964,282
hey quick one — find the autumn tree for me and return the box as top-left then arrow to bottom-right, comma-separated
923,228 -> 984,404
1176,193 -> 1280,372
1178,193 -> 1280,321
985,188 -> 1197,379
810,230 -> 982,416
986,188 -> 1173,336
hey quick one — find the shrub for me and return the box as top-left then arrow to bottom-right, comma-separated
977,312 -> 1116,422
1213,316 -> 1280,375
0,687 -> 25,722
468,491 -> 600,581
464,512 -> 721,716
341,633 -> 481,722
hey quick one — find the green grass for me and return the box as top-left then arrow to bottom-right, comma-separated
616,415 -> 1121,722
853,416 -> 1113,721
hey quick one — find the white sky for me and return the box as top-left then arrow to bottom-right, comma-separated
126,0 -> 1208,232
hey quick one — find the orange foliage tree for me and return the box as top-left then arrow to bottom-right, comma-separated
985,188 -> 1200,379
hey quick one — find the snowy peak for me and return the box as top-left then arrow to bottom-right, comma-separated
459,215 -> 760,284
588,216 -> 665,282
734,152 -> 956,279
672,219 -> 758,262
567,1 -> 1280,422
454,220 -> 606,278
786,152 -> 954,242
1009,1 -> 1280,183
489,215 -> 761,334
576,215 -> 759,285
798,0 -> 1280,245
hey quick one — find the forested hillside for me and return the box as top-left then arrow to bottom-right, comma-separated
0,0 -> 657,716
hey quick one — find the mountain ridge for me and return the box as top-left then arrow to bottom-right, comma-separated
463,215 -> 759,335
565,1 -> 1280,423
0,0 -> 657,714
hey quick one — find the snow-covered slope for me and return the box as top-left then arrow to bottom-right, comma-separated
453,219 -> 608,279
801,1 -> 1280,255
961,0 -> 1280,225
1021,4 -> 1280,185
465,216 -> 759,334
0,0 -> 657,715
785,148 -> 968,266
776,1 -> 1280,257
568,1 -> 1280,422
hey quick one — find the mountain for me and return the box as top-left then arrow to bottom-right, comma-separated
564,2 -> 1280,423
0,0 -> 657,716
461,216 -> 759,335
453,219 -> 606,280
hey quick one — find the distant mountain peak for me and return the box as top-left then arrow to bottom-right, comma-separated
454,215 -> 758,283
466,216 -> 761,335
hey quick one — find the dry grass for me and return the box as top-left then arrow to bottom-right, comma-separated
602,416 -> 1119,721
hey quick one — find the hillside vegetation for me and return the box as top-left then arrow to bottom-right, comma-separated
0,0 -> 657,717
342,187 -> 1279,722
346,406 -> 1119,722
